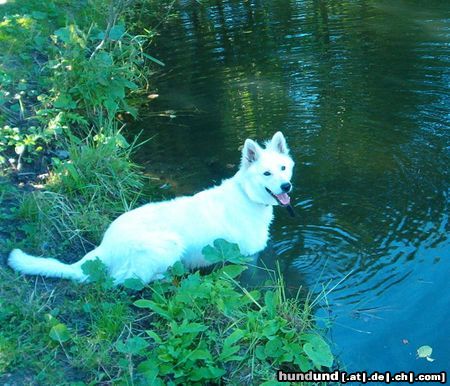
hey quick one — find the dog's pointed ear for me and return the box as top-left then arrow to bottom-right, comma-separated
241,139 -> 262,168
268,131 -> 289,154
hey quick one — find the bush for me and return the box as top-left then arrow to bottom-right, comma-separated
0,0 -> 162,168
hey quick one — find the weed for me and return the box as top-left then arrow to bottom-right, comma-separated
15,131 -> 149,253
48,131 -> 144,205
122,239 -> 334,385
0,0 -> 163,170
0,238 -> 334,385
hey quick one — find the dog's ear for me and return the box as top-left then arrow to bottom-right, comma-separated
268,131 -> 289,154
241,139 -> 262,168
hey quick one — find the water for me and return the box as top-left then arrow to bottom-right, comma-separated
132,0 -> 449,380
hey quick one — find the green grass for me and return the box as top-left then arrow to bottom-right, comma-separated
11,130 -> 150,257
0,243 -> 333,385
0,267 -> 133,384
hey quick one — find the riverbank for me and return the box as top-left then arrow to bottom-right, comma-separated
0,1 -> 333,384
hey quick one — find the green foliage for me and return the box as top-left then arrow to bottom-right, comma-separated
81,257 -> 114,290
127,240 -> 333,384
303,334 -> 334,368
202,238 -> 252,265
0,236 -> 333,385
49,323 -> 71,343
17,189 -> 107,250
48,132 -> 144,204
117,336 -> 150,355
46,23 -> 149,121
0,0 -> 162,170
123,277 -> 146,291
0,125 -> 45,165
15,130 -> 147,248
0,263 -> 135,384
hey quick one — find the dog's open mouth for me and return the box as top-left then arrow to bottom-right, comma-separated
265,188 -> 291,207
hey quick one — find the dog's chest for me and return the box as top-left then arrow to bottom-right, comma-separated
213,204 -> 273,255
231,212 -> 272,255
181,206 -> 273,268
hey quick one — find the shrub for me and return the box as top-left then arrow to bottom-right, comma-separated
0,0 -> 162,168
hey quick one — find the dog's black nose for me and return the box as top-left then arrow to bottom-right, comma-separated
281,183 -> 291,192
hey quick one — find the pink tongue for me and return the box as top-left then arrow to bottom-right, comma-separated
275,193 -> 290,206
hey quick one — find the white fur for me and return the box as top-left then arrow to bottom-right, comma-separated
8,132 -> 294,284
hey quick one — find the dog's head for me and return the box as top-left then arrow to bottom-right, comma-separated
240,132 -> 294,207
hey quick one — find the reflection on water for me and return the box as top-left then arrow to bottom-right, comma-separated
132,0 -> 449,377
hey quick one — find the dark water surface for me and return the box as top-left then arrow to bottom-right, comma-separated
133,0 -> 449,380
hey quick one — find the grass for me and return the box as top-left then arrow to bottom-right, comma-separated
0,246 -> 333,385
0,267 -> 134,384
9,130 -> 152,259
1,165 -> 335,384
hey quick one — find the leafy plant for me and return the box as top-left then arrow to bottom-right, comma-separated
0,0 -> 163,171
0,125 -> 46,166
127,240 -> 334,384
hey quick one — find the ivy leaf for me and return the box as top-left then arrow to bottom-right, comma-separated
220,264 -> 247,278
202,239 -> 247,264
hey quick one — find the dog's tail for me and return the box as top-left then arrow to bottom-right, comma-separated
8,248 -> 100,281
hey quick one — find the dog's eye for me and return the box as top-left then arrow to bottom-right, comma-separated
263,171 -> 271,176
281,166 -> 286,171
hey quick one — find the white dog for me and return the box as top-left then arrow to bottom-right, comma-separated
8,132 -> 294,284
